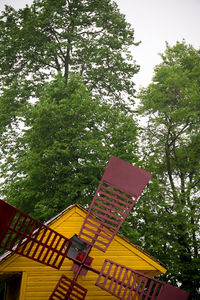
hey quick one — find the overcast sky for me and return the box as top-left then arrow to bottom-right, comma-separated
0,0 -> 199,89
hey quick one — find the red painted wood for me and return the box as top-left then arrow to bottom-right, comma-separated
78,156 -> 152,252
0,199 -> 16,242
49,275 -> 87,300
0,200 -> 71,269
71,253 -> 93,276
157,284 -> 190,300
103,156 -> 152,198
96,259 -> 189,300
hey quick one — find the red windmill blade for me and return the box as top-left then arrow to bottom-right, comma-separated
78,156 -> 152,252
96,259 -> 189,300
0,199 -> 72,269
49,275 -> 87,300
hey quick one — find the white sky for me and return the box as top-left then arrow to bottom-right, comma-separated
116,0 -> 200,88
0,0 -> 200,89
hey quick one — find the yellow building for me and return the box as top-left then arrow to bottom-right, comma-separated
0,204 -> 167,300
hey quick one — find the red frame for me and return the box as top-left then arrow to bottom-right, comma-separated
49,275 -> 87,300
0,200 -> 71,269
96,259 -> 189,300
79,156 -> 152,252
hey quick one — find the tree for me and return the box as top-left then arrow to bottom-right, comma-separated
0,0 -> 139,118
0,1 -> 140,219
0,74 -> 138,221
0,1 -> 140,210
129,41 -> 200,298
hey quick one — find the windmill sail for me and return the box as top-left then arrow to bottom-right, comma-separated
0,200 -> 71,269
96,259 -> 189,300
49,275 -> 87,300
78,156 -> 152,252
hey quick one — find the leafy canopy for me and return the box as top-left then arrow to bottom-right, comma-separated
132,41 -> 200,298
0,0 -> 140,220
1,74 -> 138,221
0,0 -> 139,111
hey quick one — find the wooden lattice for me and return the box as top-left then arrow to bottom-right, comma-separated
0,200 -> 71,269
49,275 -> 87,300
96,259 -> 189,300
79,156 -> 152,252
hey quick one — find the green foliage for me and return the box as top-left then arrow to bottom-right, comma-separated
0,1 -> 139,210
0,74 -> 138,221
134,41 -> 200,298
0,0 -> 139,220
0,0 -> 139,112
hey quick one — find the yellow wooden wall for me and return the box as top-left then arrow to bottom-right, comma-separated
0,205 -> 167,299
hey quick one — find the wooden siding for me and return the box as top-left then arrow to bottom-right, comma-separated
0,205 -> 167,299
